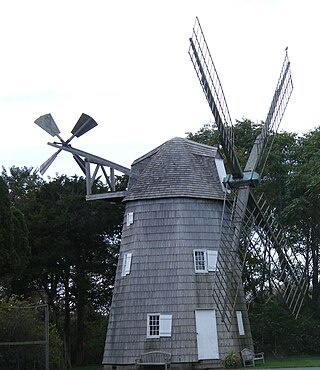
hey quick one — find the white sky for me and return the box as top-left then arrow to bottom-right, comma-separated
1,0 -> 320,178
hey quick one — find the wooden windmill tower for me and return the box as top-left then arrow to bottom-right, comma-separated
35,17 -> 307,370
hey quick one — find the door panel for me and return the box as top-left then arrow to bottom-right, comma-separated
195,309 -> 219,360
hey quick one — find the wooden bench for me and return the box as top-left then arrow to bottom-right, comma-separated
135,351 -> 171,369
241,348 -> 265,367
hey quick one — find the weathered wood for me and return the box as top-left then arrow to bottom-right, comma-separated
86,191 -> 128,201
241,348 -> 265,367
135,351 -> 171,370
48,142 -> 132,175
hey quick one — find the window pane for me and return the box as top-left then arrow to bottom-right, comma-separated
194,250 -> 206,271
148,315 -> 160,336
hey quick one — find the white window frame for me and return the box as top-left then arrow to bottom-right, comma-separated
147,314 -> 172,338
193,249 -> 218,273
193,250 -> 207,273
147,314 -> 160,338
121,252 -> 132,277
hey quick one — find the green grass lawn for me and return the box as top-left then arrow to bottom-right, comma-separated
252,356 -> 320,368
72,356 -> 320,370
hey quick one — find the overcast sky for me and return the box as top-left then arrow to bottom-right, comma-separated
1,0 -> 319,178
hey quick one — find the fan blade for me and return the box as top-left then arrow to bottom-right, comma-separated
245,49 -> 293,173
71,113 -> 98,138
39,150 -> 61,175
73,155 -> 86,174
35,114 -> 61,137
189,17 -> 242,178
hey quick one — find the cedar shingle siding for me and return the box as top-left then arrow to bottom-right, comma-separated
103,138 -> 252,369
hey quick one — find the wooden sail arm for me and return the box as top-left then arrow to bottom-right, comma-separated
245,50 -> 293,173
47,142 -> 136,200
189,17 -> 242,178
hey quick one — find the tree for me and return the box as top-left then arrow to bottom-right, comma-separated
256,131 -> 298,215
283,128 -> 320,312
0,177 -> 14,296
187,119 -> 262,170
1,166 -> 44,208
0,176 -> 30,298
3,171 -> 124,366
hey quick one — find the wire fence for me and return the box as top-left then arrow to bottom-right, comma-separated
0,304 -> 49,370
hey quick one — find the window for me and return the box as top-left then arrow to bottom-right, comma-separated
194,250 -> 207,272
193,250 -> 218,273
147,314 -> 160,337
147,314 -> 172,338
121,252 -> 132,276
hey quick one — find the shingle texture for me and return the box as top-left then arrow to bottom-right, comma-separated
125,137 -> 225,201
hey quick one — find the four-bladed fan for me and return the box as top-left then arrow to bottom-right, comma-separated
35,113 -> 133,200
35,113 -> 97,175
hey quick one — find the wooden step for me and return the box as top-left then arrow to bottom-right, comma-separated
193,359 -> 222,370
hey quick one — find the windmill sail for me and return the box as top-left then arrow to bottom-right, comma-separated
189,17 -> 242,178
245,49 -> 293,173
214,188 -> 308,330
188,16 -> 307,325
245,193 -> 308,318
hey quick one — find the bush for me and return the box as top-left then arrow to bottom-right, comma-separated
249,299 -> 320,356
222,349 -> 242,368
49,324 -> 67,370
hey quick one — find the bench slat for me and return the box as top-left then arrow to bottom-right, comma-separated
135,351 -> 171,369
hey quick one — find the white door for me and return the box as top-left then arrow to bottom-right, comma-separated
195,309 -> 219,360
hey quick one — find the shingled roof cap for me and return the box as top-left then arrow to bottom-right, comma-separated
124,137 -> 226,201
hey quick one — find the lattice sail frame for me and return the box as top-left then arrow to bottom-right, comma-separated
189,17 -> 242,177
245,49 -> 294,174
213,189 -> 308,329
245,193 -> 308,315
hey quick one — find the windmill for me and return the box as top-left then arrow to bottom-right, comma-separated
35,18 -> 308,370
